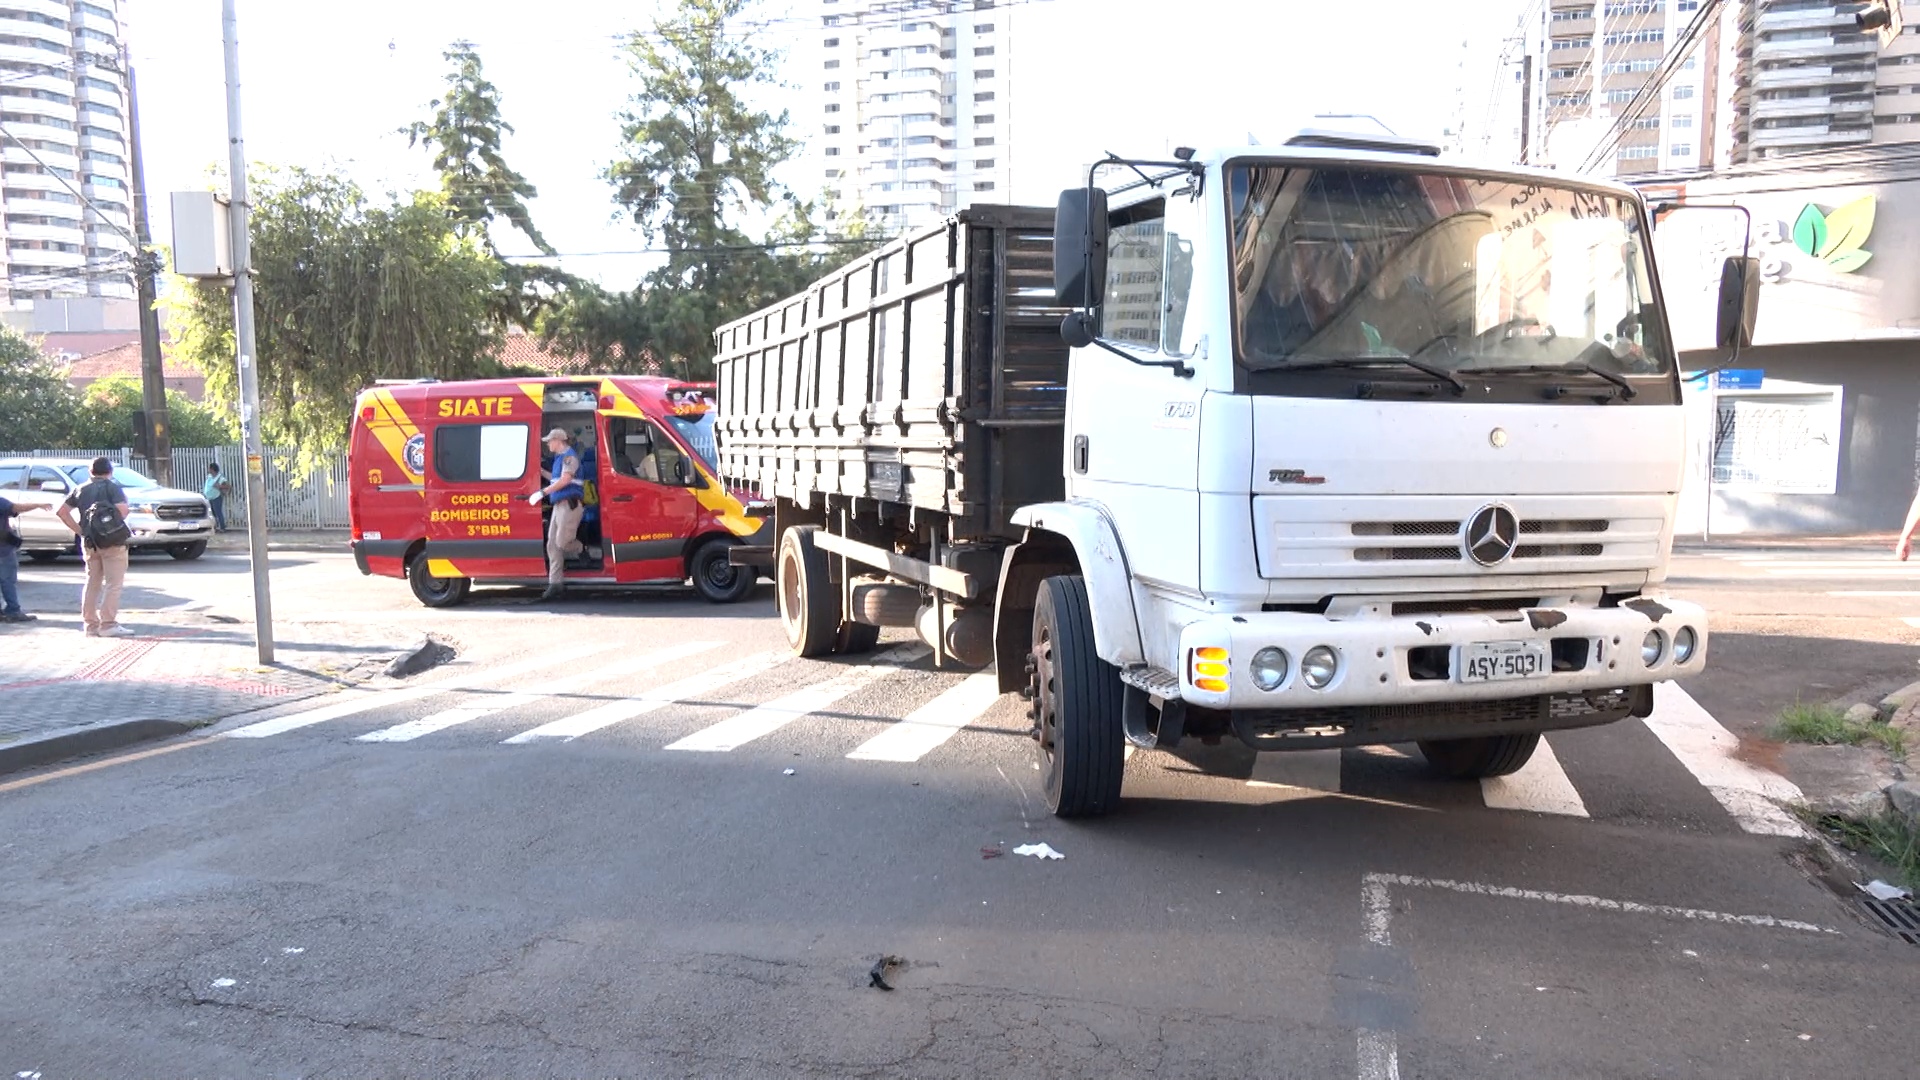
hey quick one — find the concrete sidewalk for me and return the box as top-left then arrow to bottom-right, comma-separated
0,608 -> 425,773
209,528 -> 350,555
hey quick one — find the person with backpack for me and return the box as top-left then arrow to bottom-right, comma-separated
54,457 -> 134,637
203,461 -> 232,532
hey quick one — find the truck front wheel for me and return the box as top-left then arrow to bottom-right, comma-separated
1030,575 -> 1125,817
1417,733 -> 1540,779
777,526 -> 841,657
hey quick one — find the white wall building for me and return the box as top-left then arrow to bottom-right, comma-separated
808,0 -> 1016,236
0,0 -> 135,307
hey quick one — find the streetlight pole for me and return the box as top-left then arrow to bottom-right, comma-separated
125,52 -> 170,486
221,0 -> 273,664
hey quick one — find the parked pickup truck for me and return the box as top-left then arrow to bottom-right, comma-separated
0,458 -> 215,561
712,130 -> 1759,817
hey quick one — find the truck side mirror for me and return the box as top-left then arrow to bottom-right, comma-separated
1716,256 -> 1761,350
1053,186 -> 1109,308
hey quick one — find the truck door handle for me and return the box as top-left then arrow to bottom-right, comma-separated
1073,435 -> 1089,474
611,494 -> 635,503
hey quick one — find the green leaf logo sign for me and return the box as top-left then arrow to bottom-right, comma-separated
1790,196 -> 1876,274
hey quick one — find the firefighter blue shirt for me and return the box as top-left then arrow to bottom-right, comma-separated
549,448 -> 584,503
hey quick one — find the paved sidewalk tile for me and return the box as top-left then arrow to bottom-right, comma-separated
0,612 -> 418,747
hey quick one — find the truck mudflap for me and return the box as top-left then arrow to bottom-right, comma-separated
1219,684 -> 1653,752
1167,595 -> 1707,717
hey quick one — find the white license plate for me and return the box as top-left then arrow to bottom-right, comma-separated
1459,640 -> 1550,683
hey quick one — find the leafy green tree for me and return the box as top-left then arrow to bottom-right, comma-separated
167,167 -> 507,465
536,284 -> 655,372
69,376 -> 236,450
0,325 -> 81,451
406,41 -> 553,257
607,0 -> 801,377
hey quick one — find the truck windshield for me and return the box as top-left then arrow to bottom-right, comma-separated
1228,164 -> 1673,385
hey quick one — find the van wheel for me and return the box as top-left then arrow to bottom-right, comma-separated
407,555 -> 470,608
1418,733 -> 1540,779
1030,575 -> 1125,817
167,541 -> 208,561
26,551 -> 61,564
690,538 -> 755,604
777,526 -> 840,658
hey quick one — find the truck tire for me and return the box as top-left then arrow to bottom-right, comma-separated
407,554 -> 470,608
1418,733 -> 1540,779
689,538 -> 755,604
777,526 -> 840,657
167,541 -> 208,561
1031,575 -> 1125,817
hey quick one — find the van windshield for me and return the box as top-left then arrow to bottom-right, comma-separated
667,413 -> 718,470
1228,163 -> 1673,385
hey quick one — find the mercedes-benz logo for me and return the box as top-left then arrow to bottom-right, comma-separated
1465,505 -> 1519,566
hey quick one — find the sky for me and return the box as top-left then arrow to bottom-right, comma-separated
129,0 -> 1527,288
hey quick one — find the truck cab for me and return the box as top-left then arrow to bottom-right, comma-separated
348,376 -> 769,606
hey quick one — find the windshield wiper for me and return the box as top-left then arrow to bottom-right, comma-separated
1287,355 -> 1467,395
1498,362 -> 1638,400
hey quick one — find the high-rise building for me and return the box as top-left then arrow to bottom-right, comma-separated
1728,0 -> 1920,163
808,0 -> 1015,236
1509,1 -> 1717,178
0,0 -> 135,307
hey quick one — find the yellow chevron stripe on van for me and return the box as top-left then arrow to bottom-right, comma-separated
362,388 -> 424,487
517,382 -> 547,408
426,559 -> 467,579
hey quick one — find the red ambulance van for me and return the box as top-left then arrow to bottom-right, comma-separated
348,376 -> 769,606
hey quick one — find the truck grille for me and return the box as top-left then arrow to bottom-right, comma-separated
153,502 -> 205,521
1350,518 -> 1612,563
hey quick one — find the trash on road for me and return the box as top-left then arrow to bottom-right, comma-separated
1012,842 -> 1064,861
980,846 -> 1004,859
782,768 -> 796,776
869,955 -> 901,991
1858,879 -> 1912,901
210,978 -> 236,988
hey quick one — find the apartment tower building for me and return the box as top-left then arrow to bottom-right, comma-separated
0,0 -> 135,306
1729,0 -> 1920,162
810,0 -> 1014,236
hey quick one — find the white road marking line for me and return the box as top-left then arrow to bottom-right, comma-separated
353,641 -> 722,743
665,644 -> 928,753
1356,876 -> 1399,1080
501,650 -> 793,743
1901,616 -> 1920,629
1364,872 -> 1840,934
1356,1032 -> 1400,1080
1755,569 -> 1920,578
846,671 -> 1003,762
1480,738 -> 1588,817
1639,683 -> 1806,837
1247,748 -> 1341,799
221,638 -> 679,739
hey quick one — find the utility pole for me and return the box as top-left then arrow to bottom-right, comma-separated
125,52 -> 170,486
222,0 -> 274,664
1519,53 -> 1533,165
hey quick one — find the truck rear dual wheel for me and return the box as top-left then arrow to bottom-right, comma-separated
1031,575 -> 1126,818
778,526 -> 845,657
1417,733 -> 1540,779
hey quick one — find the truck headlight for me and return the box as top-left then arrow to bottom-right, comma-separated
1249,647 -> 1289,691
1641,629 -> 1666,667
1301,646 -> 1340,690
1672,627 -> 1697,664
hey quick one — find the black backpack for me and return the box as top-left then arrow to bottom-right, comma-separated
80,483 -> 131,548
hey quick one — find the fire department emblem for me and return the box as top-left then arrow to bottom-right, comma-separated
403,433 -> 426,476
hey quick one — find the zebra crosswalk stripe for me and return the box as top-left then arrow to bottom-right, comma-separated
1480,738 -> 1588,817
665,644 -> 928,753
846,671 -> 1003,763
501,650 -> 794,744
354,641 -> 723,743
1641,682 -> 1805,836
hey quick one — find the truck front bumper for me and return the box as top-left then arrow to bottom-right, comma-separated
1166,596 -> 1706,749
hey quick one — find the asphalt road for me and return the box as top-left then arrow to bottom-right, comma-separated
2,545 -> 1917,1078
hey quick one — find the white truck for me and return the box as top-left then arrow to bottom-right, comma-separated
713,131 -> 1757,817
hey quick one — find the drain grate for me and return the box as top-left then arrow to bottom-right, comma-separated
1862,898 -> 1920,944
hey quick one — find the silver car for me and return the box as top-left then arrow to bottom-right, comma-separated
0,458 -> 216,562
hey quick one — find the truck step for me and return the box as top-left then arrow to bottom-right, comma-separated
1120,665 -> 1181,699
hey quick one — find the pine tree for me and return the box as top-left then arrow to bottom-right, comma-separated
406,41 -> 554,257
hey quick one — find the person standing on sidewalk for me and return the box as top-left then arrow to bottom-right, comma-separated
529,428 -> 584,601
0,492 -> 47,623
203,462 -> 232,533
54,457 -> 133,637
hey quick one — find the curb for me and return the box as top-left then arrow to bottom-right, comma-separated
0,718 -> 201,777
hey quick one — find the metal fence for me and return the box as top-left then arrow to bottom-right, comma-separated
17,445 -> 351,530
